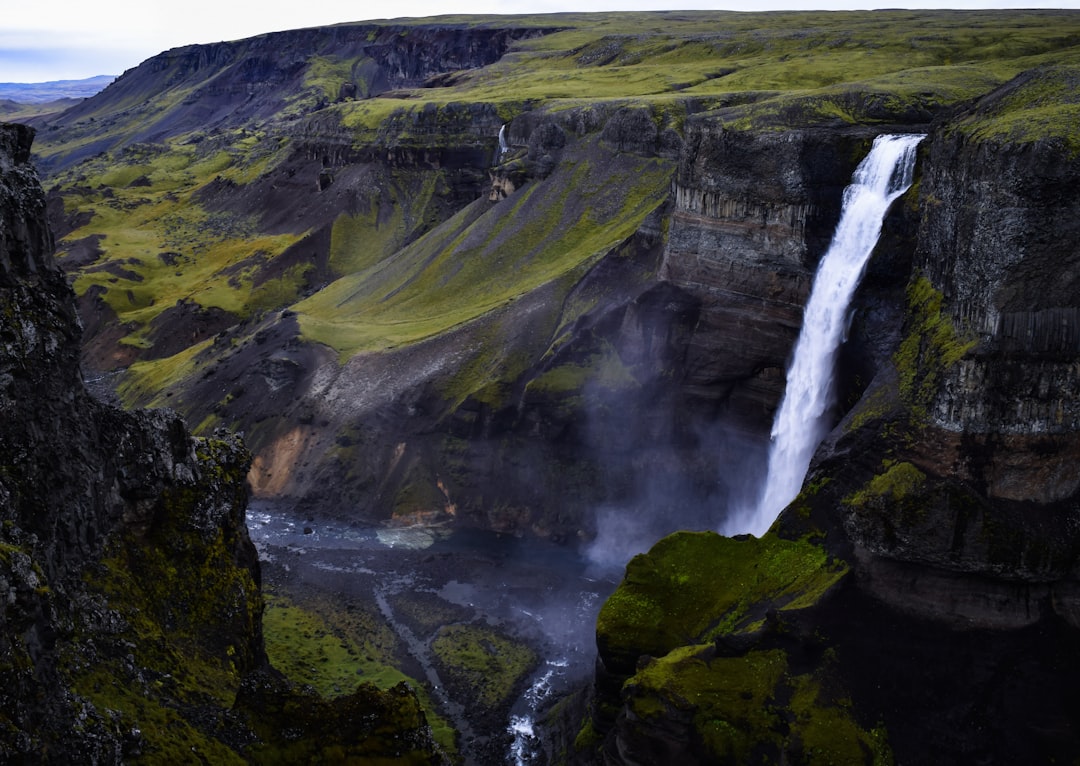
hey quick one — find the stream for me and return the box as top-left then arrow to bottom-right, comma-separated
246,501 -> 620,765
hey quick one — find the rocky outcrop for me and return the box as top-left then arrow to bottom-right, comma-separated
1,121 -> 259,759
0,122 -> 446,762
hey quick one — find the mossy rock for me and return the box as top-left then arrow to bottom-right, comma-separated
235,670 -> 446,764
596,531 -> 848,677
622,644 -> 892,765
894,276 -> 976,414
430,623 -> 538,711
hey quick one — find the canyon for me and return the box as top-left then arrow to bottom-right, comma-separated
4,9 -> 1080,764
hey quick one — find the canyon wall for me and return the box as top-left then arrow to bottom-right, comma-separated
661,124 -> 884,428
586,74 -> 1080,765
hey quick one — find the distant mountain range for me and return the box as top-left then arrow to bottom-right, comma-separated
0,75 -> 114,104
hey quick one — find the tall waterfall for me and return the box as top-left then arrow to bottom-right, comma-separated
728,133 -> 925,538
498,123 -> 509,155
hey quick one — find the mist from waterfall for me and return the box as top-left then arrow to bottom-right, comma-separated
724,133 -> 925,538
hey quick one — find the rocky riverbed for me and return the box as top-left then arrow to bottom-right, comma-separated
247,502 -> 621,765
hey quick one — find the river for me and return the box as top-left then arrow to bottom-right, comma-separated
246,501 -> 621,765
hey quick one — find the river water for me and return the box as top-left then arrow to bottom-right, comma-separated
246,501 -> 620,765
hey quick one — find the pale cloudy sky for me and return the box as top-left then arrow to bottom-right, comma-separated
3,0 -> 1078,83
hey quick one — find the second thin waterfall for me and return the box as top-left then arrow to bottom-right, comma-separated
728,133 -> 925,537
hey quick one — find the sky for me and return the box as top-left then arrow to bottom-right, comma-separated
3,0 -> 1079,83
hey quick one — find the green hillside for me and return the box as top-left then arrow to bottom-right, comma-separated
37,11 -> 1080,389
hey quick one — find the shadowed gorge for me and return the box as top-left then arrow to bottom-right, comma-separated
6,8 -> 1080,765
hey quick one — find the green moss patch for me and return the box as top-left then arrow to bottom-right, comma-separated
845,461 -> 926,508
430,624 -> 538,709
894,276 -> 977,414
626,645 -> 892,764
597,531 -> 848,669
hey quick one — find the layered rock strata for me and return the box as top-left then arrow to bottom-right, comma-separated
661,125 -> 884,428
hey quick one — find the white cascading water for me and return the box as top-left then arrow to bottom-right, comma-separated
727,133 -> 925,538
498,123 -> 509,155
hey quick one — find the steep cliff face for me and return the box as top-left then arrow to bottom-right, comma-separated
0,121 -> 259,759
662,124 -> 888,428
834,111 -> 1080,627
587,71 -> 1080,765
0,123 -> 446,763
918,129 -> 1080,498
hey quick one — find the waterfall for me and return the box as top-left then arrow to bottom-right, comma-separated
728,133 -> 925,538
498,123 -> 509,155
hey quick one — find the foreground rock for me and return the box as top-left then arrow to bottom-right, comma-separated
0,122 -> 446,763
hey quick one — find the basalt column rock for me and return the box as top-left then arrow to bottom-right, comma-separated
823,119 -> 1080,632
915,125 -> 1080,502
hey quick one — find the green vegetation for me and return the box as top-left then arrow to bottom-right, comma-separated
262,592 -> 409,697
951,65 -> 1080,154
594,529 -> 886,764
626,646 -> 892,764
430,623 -> 538,709
597,531 -> 848,666
296,139 -> 673,359
261,590 -> 456,753
72,665 -> 245,765
845,460 -> 926,508
52,131 -> 307,355
385,10 -> 1080,110
70,438 -> 260,763
526,342 -> 639,395
894,276 -> 977,413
